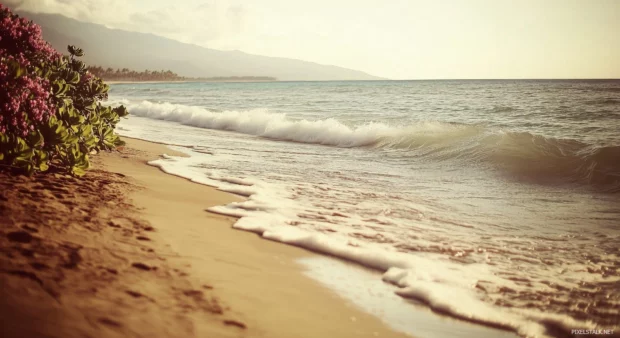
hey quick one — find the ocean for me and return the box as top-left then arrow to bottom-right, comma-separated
109,80 -> 620,337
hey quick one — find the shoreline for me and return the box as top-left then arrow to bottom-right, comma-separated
0,138 -> 409,338
107,80 -> 278,84
127,137 -> 522,338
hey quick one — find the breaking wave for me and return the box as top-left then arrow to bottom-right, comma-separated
124,100 -> 620,192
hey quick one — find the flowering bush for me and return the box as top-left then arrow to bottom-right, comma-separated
0,4 -> 127,176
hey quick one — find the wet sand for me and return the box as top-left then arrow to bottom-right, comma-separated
0,138 -> 409,338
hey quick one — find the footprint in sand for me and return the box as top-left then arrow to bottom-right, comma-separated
131,262 -> 154,271
7,231 -> 34,243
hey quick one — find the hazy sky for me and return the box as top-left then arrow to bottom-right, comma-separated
7,0 -> 620,79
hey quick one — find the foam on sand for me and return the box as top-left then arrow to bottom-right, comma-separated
148,147 -> 599,338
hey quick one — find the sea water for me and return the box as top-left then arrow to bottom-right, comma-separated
109,80 -> 620,337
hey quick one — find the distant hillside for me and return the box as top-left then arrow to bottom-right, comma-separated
17,11 -> 383,82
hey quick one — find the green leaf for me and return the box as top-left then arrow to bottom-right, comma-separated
27,130 -> 44,148
25,163 -> 35,176
71,166 -> 86,177
16,150 -> 34,162
52,79 -> 70,96
39,162 -> 50,172
84,135 -> 98,150
81,124 -> 93,136
35,150 -> 50,172
16,137 -> 30,152
114,138 -> 126,147
68,71 -> 80,84
67,45 -> 84,57
113,105 -> 129,117
7,59 -> 27,78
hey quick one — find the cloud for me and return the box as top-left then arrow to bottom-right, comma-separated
8,0 -> 618,79
6,0 -> 250,49
126,2 -> 250,47
5,0 -> 129,24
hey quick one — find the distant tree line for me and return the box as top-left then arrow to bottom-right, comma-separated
87,66 -> 276,82
202,76 -> 277,81
86,66 -> 185,81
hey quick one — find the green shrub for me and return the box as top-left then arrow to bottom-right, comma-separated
1,5 -> 127,176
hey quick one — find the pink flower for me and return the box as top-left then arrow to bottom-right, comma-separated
1,5 -> 57,136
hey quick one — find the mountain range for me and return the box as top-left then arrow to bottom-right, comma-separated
17,11 -> 383,81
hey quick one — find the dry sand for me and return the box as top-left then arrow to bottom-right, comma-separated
0,138 -> 410,338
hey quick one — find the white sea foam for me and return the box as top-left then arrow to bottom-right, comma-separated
147,147 -> 595,338
120,100 -> 480,149
109,82 -> 620,338
113,99 -> 620,193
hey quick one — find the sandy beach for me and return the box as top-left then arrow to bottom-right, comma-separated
0,138 -> 409,338
2,3 -> 619,338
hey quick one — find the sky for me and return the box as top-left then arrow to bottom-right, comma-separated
6,0 -> 620,79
